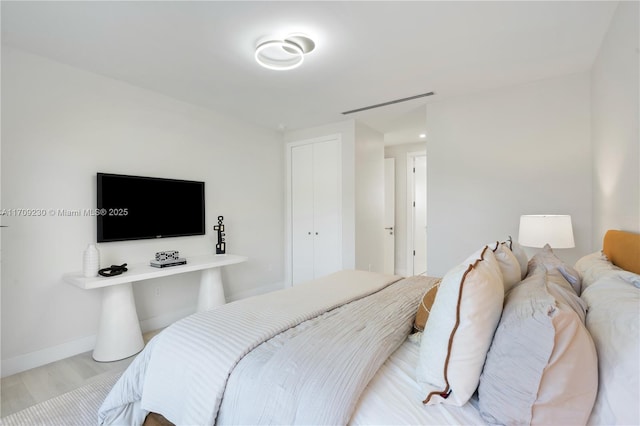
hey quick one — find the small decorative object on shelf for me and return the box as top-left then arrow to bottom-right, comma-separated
98,263 -> 128,277
214,215 -> 226,254
155,250 -> 180,261
83,243 -> 100,278
150,250 -> 186,268
150,258 -> 187,268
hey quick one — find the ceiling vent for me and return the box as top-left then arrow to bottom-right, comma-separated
342,92 -> 435,115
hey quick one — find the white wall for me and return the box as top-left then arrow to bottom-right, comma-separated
354,122 -> 385,272
384,142 -> 426,276
591,1 -> 640,248
426,73 -> 592,276
1,47 -> 284,375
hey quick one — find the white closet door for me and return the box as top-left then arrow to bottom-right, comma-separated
291,144 -> 315,285
312,139 -> 342,279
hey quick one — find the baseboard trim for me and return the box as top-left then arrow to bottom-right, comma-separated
1,281 -> 285,378
1,335 -> 97,378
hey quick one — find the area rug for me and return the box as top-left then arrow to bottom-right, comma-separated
1,371 -> 121,426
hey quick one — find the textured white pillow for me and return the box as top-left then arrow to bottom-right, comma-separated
575,251 -> 640,290
489,241 -> 521,292
478,266 -> 597,425
417,246 -> 504,406
528,244 -> 582,294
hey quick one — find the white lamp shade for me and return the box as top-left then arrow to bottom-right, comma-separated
518,215 -> 575,249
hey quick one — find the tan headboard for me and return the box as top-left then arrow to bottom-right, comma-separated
603,230 -> 640,275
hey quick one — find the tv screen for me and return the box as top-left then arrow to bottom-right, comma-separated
97,173 -> 205,243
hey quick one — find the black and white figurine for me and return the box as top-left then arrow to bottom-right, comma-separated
214,216 -> 226,254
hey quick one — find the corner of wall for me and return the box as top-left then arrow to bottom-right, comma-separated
590,0 -> 640,248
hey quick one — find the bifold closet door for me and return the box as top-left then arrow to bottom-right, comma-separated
291,138 -> 342,285
311,140 -> 341,279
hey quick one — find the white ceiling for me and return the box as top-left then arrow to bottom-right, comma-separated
1,1 -> 617,144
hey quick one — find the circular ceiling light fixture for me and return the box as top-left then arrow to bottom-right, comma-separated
255,34 -> 315,71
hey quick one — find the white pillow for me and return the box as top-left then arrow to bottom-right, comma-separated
488,241 -> 521,292
417,246 -> 504,406
504,236 -> 528,279
575,251 -> 640,290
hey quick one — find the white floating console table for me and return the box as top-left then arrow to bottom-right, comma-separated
63,254 -> 247,362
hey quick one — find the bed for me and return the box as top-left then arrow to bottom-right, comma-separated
98,230 -> 640,425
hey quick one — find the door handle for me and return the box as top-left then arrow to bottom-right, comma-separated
384,227 -> 393,230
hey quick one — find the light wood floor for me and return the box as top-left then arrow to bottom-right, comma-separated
1,329 -> 162,417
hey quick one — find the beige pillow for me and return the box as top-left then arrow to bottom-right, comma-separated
417,246 -> 504,406
478,265 -> 597,425
413,280 -> 441,332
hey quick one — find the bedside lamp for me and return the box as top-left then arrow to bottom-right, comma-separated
518,215 -> 575,249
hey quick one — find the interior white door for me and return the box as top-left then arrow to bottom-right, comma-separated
413,155 -> 427,275
291,144 -> 315,285
383,158 -> 395,275
312,139 -> 342,279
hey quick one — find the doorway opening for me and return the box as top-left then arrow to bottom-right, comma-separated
383,158 -> 395,275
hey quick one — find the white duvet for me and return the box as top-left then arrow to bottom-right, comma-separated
575,251 -> 640,425
98,270 -> 408,425
581,275 -> 640,425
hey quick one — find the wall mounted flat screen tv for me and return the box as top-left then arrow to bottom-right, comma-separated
97,173 -> 205,243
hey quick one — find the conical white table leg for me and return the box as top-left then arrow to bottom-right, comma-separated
197,267 -> 226,312
93,282 -> 144,362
